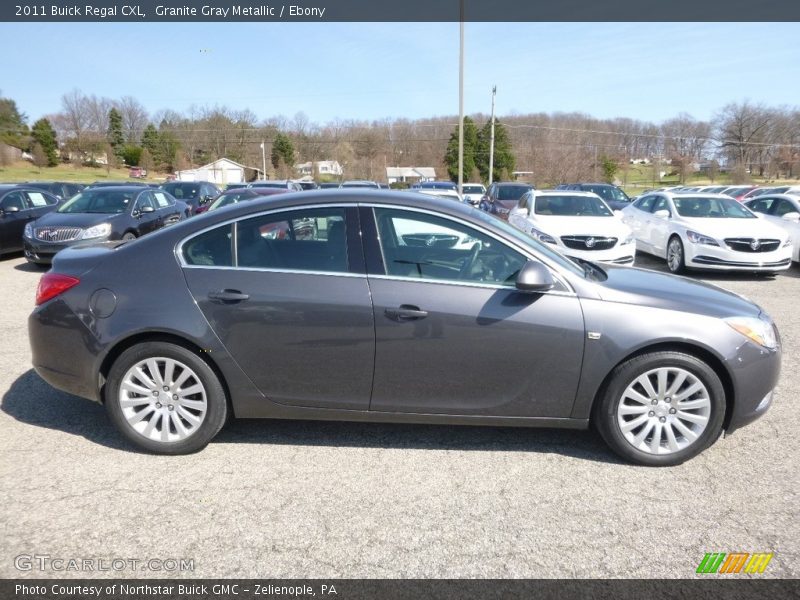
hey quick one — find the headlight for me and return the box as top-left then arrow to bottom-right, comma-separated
620,233 -> 635,245
24,222 -> 33,238
530,227 -> 557,245
725,316 -> 778,349
686,230 -> 719,246
79,223 -> 112,240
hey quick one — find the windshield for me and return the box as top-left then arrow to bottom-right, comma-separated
584,185 -> 628,203
673,196 -> 756,219
341,182 -> 378,188
420,182 -> 456,190
162,183 -> 202,199
470,208 -> 586,278
251,182 -> 286,188
209,191 -> 256,210
463,185 -> 485,194
497,185 -> 532,201
535,195 -> 613,217
58,190 -> 134,214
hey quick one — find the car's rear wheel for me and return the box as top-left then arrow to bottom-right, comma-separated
594,351 -> 725,466
105,342 -> 227,454
667,236 -> 685,274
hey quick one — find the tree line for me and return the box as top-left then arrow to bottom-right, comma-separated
1,88 -> 798,185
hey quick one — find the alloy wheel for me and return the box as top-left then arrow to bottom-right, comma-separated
118,357 -> 208,443
616,367 -> 711,455
667,238 -> 683,272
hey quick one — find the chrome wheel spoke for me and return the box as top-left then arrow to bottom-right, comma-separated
664,424 -> 681,453
619,404 -> 649,416
632,419 -> 655,447
672,418 -> 698,442
620,413 -> 649,433
163,359 -> 176,388
635,374 -> 658,399
676,410 -> 709,425
121,380 -> 153,396
674,381 -> 703,401
676,398 -> 709,410
179,398 -> 206,410
127,405 -> 155,425
178,383 -> 203,398
649,423 -> 663,454
656,369 -> 668,399
622,387 -> 651,405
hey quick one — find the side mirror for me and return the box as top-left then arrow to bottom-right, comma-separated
781,211 -> 800,223
140,205 -> 155,214
515,260 -> 554,293
654,209 -> 670,219
4,206 -> 20,214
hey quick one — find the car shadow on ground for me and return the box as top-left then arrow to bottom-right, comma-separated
2,369 -> 622,464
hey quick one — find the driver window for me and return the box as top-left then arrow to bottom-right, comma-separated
773,199 -> 796,217
652,196 -> 671,215
1,192 -> 27,212
135,192 -> 155,211
373,208 -> 526,286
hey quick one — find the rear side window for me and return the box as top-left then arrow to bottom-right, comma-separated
236,207 -> 348,273
746,198 -> 774,214
153,192 -> 173,208
183,225 -> 233,267
26,191 -> 52,207
634,196 -> 656,212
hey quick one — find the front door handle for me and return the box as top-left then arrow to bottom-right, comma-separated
385,305 -> 428,321
208,289 -> 250,304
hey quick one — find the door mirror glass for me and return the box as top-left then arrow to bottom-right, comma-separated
4,206 -> 20,214
140,205 -> 155,213
781,211 -> 800,222
515,260 -> 554,293
654,209 -> 670,219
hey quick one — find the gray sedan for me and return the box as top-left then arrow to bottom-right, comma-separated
28,191 -> 781,465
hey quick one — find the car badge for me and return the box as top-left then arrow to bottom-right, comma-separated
750,239 -> 761,251
426,236 -> 436,247
585,237 -> 596,248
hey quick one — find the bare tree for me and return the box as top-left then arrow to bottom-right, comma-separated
117,96 -> 149,143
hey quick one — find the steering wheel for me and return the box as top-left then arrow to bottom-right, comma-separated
459,243 -> 481,279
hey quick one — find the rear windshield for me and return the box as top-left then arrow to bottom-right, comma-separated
209,191 -> 256,210
162,183 -> 202,199
463,185 -> 485,194
497,185 -> 532,201
673,196 -> 756,219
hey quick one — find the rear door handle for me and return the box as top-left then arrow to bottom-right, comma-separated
385,305 -> 428,321
208,289 -> 250,304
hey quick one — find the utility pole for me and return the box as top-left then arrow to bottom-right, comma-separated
488,85 -> 496,185
457,0 -> 464,198
260,141 -> 267,181
593,144 -> 598,180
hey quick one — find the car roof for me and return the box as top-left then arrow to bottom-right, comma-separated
82,185 -> 148,192
535,190 -> 601,197
745,193 -> 800,202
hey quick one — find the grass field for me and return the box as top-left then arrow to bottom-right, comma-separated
0,161 -> 164,184
618,163 -> 799,196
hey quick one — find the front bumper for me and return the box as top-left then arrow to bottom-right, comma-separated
725,336 -> 781,434
685,243 -> 793,272
559,245 -> 636,265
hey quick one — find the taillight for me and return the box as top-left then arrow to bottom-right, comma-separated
36,273 -> 80,305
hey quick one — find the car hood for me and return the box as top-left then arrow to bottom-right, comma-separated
676,216 -> 788,241
33,211 -> 126,228
590,264 -> 761,319
531,215 -> 632,238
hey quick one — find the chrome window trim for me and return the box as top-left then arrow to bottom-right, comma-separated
175,201 -> 576,295
367,273 -> 576,296
361,202 -> 575,294
180,264 -> 367,279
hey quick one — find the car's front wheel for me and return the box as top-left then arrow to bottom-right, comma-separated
594,351 -> 726,466
105,342 -> 228,454
666,236 -> 685,274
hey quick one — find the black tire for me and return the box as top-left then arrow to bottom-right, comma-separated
594,351 -> 726,466
666,235 -> 685,274
122,232 -> 137,241
105,342 -> 228,454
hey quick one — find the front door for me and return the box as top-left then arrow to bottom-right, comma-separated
180,205 -> 375,410
364,206 -> 585,418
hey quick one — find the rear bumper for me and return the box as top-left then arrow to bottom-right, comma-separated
29,299 -> 101,402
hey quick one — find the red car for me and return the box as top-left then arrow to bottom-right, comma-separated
721,185 -> 757,202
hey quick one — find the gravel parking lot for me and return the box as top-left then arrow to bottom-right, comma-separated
1,252 -> 798,579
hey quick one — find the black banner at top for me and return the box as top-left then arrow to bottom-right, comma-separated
3,0 -> 800,22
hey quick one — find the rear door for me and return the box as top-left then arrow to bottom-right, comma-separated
0,191 -> 33,252
180,205 -> 375,410
647,195 -> 673,255
363,205 -> 584,418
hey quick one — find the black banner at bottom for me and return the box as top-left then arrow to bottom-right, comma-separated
3,579 -> 800,600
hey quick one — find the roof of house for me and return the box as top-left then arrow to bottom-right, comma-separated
386,167 -> 436,178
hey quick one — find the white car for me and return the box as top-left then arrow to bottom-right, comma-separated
508,190 -> 636,265
461,183 -> 486,206
621,192 -> 792,273
744,193 -> 800,263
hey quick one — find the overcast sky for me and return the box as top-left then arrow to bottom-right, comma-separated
2,22 -> 798,125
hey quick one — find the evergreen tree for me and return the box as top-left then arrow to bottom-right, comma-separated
107,108 -> 124,158
30,118 -> 59,167
0,95 -> 29,148
270,133 -> 295,170
477,119 -> 515,183
141,124 -> 160,164
443,117 -> 479,183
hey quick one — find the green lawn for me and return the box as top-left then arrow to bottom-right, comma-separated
0,161 -> 164,184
